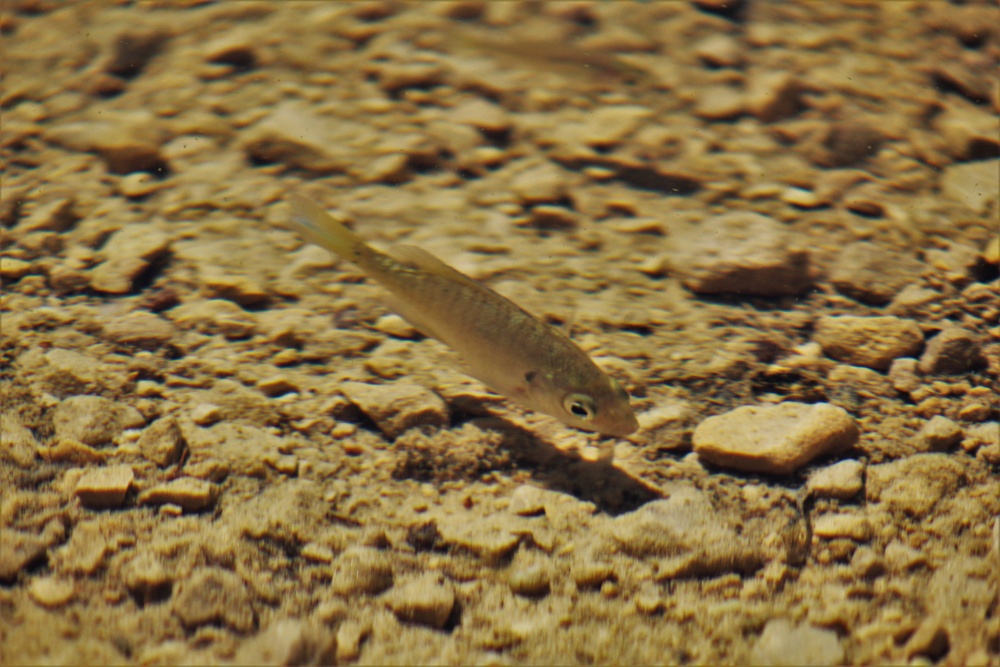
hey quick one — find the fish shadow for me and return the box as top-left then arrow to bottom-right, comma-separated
470,417 -> 662,516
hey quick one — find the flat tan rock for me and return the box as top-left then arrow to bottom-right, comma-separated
138,478 -> 218,512
340,381 -> 449,439
693,403 -> 859,475
75,464 -> 134,509
814,315 -> 923,370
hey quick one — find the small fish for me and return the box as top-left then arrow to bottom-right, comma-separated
286,194 -> 639,436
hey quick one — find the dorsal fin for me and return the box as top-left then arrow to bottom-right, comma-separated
387,244 -> 487,292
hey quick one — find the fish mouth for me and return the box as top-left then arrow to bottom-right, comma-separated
596,413 -> 640,437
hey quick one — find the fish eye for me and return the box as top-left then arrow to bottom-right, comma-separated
563,394 -> 596,421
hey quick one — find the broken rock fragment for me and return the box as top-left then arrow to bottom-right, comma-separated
339,381 -> 449,439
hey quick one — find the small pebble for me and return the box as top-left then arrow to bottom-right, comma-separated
138,477 -> 218,512
508,563 -> 551,597
257,374 -> 299,397
571,563 -> 615,589
29,576 -> 75,608
807,459 -> 864,500
190,403 -> 223,426
812,513 -> 872,541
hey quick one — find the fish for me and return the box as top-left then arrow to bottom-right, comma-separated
285,194 -> 639,437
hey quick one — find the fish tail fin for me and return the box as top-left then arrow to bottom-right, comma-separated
286,194 -> 364,261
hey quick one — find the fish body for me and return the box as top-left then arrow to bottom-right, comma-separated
286,194 -> 639,436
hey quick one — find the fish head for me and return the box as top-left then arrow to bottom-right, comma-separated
553,376 -> 639,437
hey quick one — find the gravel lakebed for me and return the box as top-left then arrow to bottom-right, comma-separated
1,2 -> 998,665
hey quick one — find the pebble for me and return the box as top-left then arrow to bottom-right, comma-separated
813,315 -> 923,370
509,162 -> 570,205
829,241 -> 924,305
170,299 -> 257,339
668,212 -> 812,296
806,459 -> 864,500
89,225 -> 171,294
827,364 -> 894,399
694,33 -> 744,68
335,619 -> 371,663
982,236 -> 1000,265
102,311 -> 176,348
940,160 -> 998,214
693,85 -> 745,121
202,273 -> 269,307
780,186 -> 823,208
887,358 -> 921,394
1,410 -> 38,468
523,204 -> 579,230
53,395 -> 145,447
815,121 -> 883,168
74,464 -> 134,510
745,71 -> 802,122
0,257 -> 32,281
118,172 -> 161,198
579,105 -> 653,147
508,563 -> 551,597
329,548 -> 394,596
448,97 -> 511,134
570,562 -> 615,589
28,576 -> 75,608
137,416 -> 187,467
385,574 -> 455,629
887,284 -> 940,317
866,454 -> 966,518
239,101 -> 353,174
43,111 -> 167,174
190,403 -> 223,426
918,327 -> 983,375
339,381 -> 448,439
373,314 -> 419,339
123,552 -> 172,603
257,374 -> 299,397
812,513 -> 872,541
16,196 -> 78,234
233,620 -> 336,666
750,618 -> 844,666
172,567 -> 253,632
0,522 -> 65,583
919,416 -> 962,452
607,486 -> 765,578
692,402 -> 859,475
437,518 -> 521,563
138,478 -> 218,512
